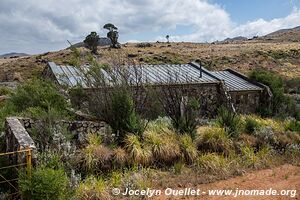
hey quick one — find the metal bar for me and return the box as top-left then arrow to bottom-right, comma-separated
0,149 -> 31,156
0,163 -> 27,170
0,174 -> 18,191
0,178 -> 18,184
26,147 -> 32,180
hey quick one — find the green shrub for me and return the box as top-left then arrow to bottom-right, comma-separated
0,102 -> 16,131
0,86 -> 12,96
250,69 -> 296,117
285,119 -> 300,133
37,150 -> 64,170
19,167 -> 69,200
216,106 -> 241,138
10,79 -> 67,113
69,85 -> 88,109
244,116 -> 261,134
108,87 -> 145,144
173,98 -> 199,140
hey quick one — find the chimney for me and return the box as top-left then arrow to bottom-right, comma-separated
199,60 -> 202,78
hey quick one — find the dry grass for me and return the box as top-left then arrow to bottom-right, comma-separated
196,127 -> 233,155
124,134 -> 153,166
1,41 -> 300,82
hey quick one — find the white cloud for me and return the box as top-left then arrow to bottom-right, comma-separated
0,0 -> 299,53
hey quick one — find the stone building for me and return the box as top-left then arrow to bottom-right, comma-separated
43,61 -> 272,117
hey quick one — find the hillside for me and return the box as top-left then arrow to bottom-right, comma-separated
0,52 -> 29,59
257,26 -> 300,42
1,40 -> 300,82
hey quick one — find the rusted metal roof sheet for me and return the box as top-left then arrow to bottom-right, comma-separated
210,71 -> 263,91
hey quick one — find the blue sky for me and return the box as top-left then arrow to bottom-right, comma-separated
0,0 -> 300,54
212,0 -> 300,23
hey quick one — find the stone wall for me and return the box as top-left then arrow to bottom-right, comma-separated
4,117 -> 36,164
18,118 -> 111,144
80,82 -> 224,119
230,91 -> 262,114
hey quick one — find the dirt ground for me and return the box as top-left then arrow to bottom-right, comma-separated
153,164 -> 300,200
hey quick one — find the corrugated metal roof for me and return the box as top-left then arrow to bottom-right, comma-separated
47,62 -> 263,92
210,71 -> 263,91
48,62 -> 219,87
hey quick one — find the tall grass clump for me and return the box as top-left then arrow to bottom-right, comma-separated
196,153 -> 231,176
81,133 -> 113,172
144,130 -> 181,165
124,134 -> 153,166
75,176 -> 110,200
179,134 -> 198,164
196,127 -> 233,155
216,106 -> 241,138
240,146 -> 272,169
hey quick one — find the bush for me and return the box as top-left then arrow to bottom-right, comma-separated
253,126 -> 276,147
19,167 -> 69,200
196,127 -> 233,155
250,69 -> 296,117
10,79 -> 68,113
81,134 -> 113,172
216,106 -> 241,138
244,115 -> 262,134
173,98 -> 199,140
0,86 -> 12,96
108,87 -> 145,144
285,119 -> 300,133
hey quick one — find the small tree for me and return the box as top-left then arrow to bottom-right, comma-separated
103,23 -> 120,48
84,32 -> 99,54
166,35 -> 170,43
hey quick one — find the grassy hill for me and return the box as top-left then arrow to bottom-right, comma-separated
1,26 -> 300,82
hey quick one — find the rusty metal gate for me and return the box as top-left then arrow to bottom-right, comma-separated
0,147 -> 32,199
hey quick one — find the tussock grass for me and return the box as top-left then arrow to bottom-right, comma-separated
75,176 -> 110,200
240,146 -> 272,169
124,134 -> 153,166
82,133 -> 113,172
86,133 -> 102,146
197,127 -> 233,155
179,134 -> 198,164
196,153 -> 231,175
112,147 -> 127,166
144,130 -> 181,164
